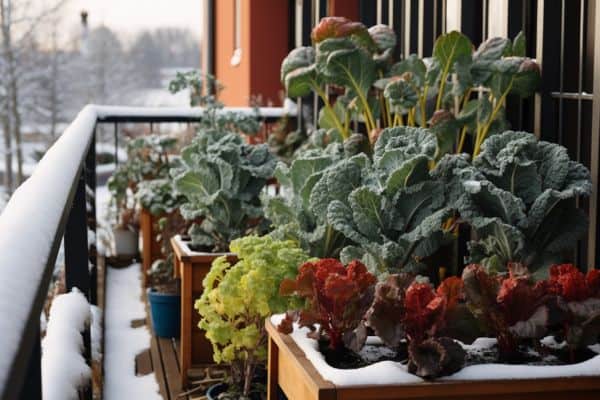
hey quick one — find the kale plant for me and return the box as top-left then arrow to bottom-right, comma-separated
438,131 -> 592,276
264,143 -> 349,258
172,130 -> 277,252
169,71 -> 261,135
266,126 -> 457,276
327,127 -> 457,276
281,17 -> 540,155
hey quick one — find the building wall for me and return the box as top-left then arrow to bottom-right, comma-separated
214,0 -> 289,107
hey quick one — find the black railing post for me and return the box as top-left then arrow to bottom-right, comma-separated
64,162 -> 92,400
18,326 -> 41,400
86,128 -> 98,306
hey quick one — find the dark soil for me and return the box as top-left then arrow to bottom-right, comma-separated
319,338 -> 598,370
318,340 -> 408,369
152,281 -> 178,295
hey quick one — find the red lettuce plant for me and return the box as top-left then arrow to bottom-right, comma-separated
462,263 -> 569,360
365,275 -> 467,378
535,264 -> 600,350
278,259 -> 377,352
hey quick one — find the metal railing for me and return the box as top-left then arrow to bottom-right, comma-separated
0,104 -> 292,400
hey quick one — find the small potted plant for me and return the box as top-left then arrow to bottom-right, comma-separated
136,175 -> 186,281
195,235 -> 310,399
138,178 -> 189,338
106,134 -> 179,258
107,164 -> 139,257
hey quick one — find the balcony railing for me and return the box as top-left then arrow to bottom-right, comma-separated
0,104 -> 293,400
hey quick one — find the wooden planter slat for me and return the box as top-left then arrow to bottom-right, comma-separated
140,208 -> 163,286
265,320 -> 600,400
171,236 -> 237,387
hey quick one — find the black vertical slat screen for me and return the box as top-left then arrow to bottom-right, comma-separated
307,0 -> 600,267
359,0 -> 377,26
460,0 -> 484,45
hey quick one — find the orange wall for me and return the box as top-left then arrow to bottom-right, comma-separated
249,0 -> 289,106
214,0 -> 289,107
328,0 -> 360,20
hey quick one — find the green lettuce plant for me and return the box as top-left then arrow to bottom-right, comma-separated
172,130 -> 277,252
438,131 -> 592,276
281,17 -> 540,156
195,235 -> 310,399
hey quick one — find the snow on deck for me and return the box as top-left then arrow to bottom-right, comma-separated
104,263 -> 162,399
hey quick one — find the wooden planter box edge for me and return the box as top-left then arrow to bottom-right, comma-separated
265,319 -> 600,400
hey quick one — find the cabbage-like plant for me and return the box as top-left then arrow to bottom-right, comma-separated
326,127 -> 457,276
444,131 -> 592,276
173,130 -> 277,252
281,17 -> 540,156
195,236 -> 310,399
264,144 -> 349,258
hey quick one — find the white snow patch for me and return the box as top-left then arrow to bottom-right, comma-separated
104,263 -> 161,399
90,305 -> 102,362
270,314 -> 600,386
42,289 -> 92,400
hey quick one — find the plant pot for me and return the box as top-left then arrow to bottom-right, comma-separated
112,227 -> 138,256
265,319 -> 600,400
206,382 -> 272,400
148,288 -> 180,338
206,383 -> 228,400
171,235 -> 238,386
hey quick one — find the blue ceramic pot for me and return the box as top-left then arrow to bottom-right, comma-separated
147,289 -> 180,338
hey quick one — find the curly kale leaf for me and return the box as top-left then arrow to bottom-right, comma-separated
264,148 -> 350,258
325,127 -> 454,276
173,131 -> 276,252
448,131 -> 591,275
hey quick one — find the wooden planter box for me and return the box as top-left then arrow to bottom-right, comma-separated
265,320 -> 600,400
140,208 -> 163,286
171,235 -> 237,386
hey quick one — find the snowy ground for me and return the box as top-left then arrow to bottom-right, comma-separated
104,263 -> 161,399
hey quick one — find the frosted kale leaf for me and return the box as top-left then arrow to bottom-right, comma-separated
450,131 -> 591,275
173,130 -> 276,252
264,146 -> 350,258
327,127 -> 455,276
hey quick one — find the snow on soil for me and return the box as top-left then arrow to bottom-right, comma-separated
42,289 -> 92,400
270,314 -> 600,386
104,263 -> 161,399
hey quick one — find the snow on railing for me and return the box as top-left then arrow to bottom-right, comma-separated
42,289 -> 91,400
0,105 -> 96,398
0,103 -> 295,399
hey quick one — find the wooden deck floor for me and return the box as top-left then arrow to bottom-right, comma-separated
135,333 -> 189,400
135,300 -> 227,400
